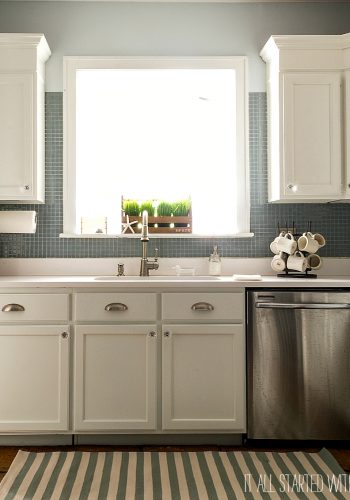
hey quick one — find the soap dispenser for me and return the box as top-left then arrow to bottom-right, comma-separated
209,245 -> 221,276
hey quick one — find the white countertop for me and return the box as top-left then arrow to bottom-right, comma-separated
0,257 -> 350,288
0,275 -> 349,288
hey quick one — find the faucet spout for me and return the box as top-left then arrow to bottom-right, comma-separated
141,210 -> 149,241
139,210 -> 159,276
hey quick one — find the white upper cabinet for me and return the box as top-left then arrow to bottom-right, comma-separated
345,60 -> 350,198
261,34 -> 350,203
0,34 -> 51,203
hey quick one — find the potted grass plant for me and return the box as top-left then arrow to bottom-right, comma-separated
122,199 -> 140,216
156,201 -> 173,227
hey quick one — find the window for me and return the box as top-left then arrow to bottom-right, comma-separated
63,57 -> 249,236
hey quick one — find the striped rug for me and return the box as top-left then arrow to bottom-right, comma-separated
0,449 -> 348,499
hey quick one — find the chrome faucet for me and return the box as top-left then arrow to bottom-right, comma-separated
140,210 -> 159,276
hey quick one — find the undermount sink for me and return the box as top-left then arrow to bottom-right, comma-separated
94,275 -> 224,281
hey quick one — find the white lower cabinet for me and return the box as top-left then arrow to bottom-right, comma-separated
0,325 -> 69,431
74,324 -> 157,431
73,289 -> 246,434
162,324 -> 245,431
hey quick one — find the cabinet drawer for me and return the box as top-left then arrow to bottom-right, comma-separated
74,293 -> 157,322
162,292 -> 244,322
0,294 -> 69,322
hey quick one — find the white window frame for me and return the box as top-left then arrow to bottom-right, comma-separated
63,56 -> 250,237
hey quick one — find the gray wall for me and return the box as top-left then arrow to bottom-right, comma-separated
0,1 -> 349,91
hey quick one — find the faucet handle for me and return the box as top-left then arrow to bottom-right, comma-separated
154,248 -> 159,260
117,263 -> 125,276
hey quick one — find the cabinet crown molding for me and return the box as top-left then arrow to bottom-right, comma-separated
0,33 -> 51,62
261,33 -> 350,72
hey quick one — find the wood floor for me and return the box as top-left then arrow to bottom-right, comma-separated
0,444 -> 349,484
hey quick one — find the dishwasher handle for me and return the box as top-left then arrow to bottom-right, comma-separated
256,302 -> 350,310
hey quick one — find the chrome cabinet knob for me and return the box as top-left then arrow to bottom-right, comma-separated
164,331 -> 171,337
149,331 -> 157,337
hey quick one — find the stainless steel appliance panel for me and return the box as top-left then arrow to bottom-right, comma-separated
247,290 -> 350,440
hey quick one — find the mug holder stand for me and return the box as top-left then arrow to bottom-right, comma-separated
277,270 -> 318,279
275,220 -> 319,279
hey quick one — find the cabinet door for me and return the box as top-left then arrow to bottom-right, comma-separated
0,325 -> 69,431
0,74 -> 35,201
74,325 -> 157,431
162,324 -> 245,431
345,70 -> 350,198
282,72 -> 341,199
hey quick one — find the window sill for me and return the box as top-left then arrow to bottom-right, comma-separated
59,232 -> 255,239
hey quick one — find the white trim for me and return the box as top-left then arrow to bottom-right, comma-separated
0,34 -> 51,61
59,232 -> 254,238
63,56 -> 250,236
63,58 -> 77,234
261,33 -> 350,70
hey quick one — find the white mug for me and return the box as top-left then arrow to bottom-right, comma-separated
297,232 -> 320,254
271,252 -> 286,272
287,251 -> 308,272
270,240 -> 279,255
275,232 -> 297,255
313,233 -> 326,248
307,253 -> 322,270
270,232 -> 285,254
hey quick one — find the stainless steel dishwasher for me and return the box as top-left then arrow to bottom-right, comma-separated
247,289 -> 350,440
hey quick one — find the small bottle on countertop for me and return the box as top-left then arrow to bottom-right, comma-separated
209,245 -> 221,276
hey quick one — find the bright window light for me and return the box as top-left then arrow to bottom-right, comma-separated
64,57 -> 249,236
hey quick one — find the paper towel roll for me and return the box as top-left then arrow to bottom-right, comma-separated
0,211 -> 37,233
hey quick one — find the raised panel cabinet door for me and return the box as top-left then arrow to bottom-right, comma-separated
162,324 -> 245,431
74,325 -> 157,431
0,325 -> 69,432
345,70 -> 350,198
0,74 -> 35,200
282,72 -> 342,199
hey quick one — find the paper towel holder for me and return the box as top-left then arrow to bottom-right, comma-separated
0,210 -> 37,233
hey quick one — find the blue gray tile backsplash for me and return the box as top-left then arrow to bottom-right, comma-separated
0,92 -> 349,258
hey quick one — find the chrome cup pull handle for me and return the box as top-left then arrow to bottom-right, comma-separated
2,303 -> 25,312
104,303 -> 128,312
191,302 -> 214,312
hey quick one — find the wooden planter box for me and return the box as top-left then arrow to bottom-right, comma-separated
122,215 -> 192,234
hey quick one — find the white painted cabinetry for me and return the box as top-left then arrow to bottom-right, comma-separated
161,291 -> 245,432
0,286 -> 246,436
74,324 -> 157,431
0,34 -> 50,203
345,67 -> 350,197
282,72 -> 341,199
261,34 -> 350,202
73,289 -> 246,434
0,293 -> 69,432
73,293 -> 158,431
162,324 -> 245,431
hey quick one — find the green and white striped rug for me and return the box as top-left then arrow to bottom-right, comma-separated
0,449 -> 348,499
